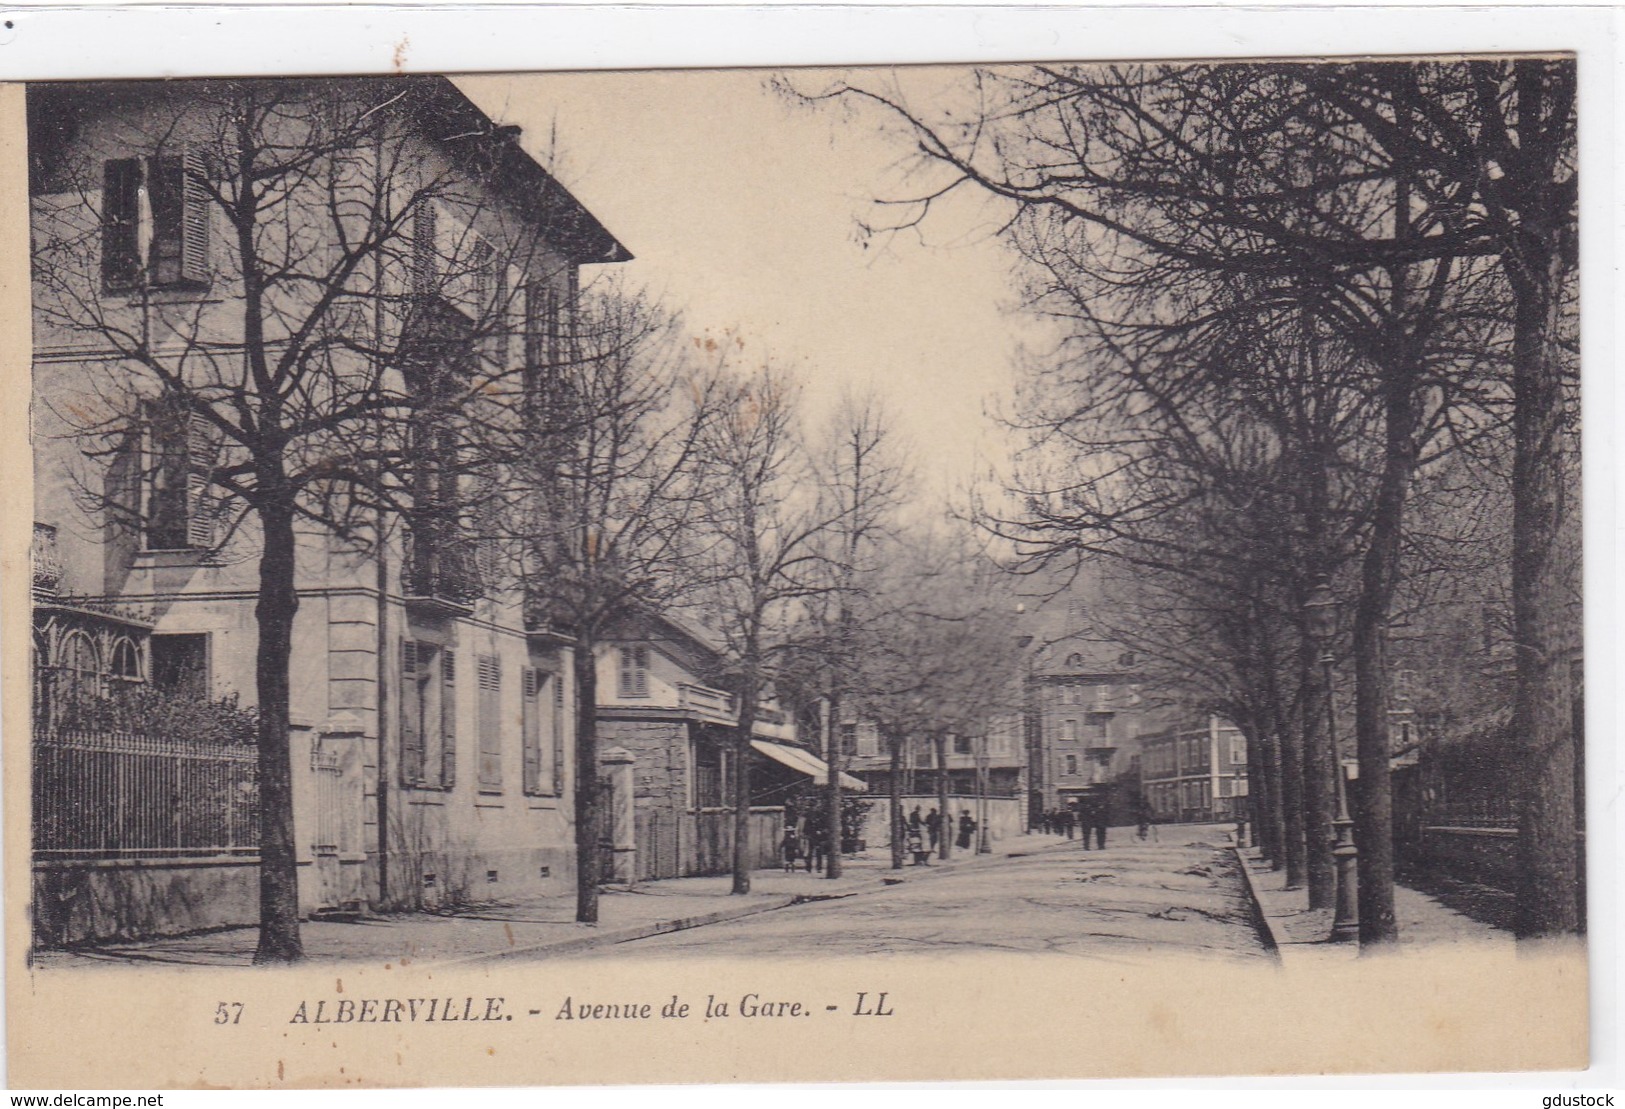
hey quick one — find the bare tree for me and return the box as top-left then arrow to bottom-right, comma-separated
804,391 -> 910,878
690,363 -> 843,894
486,280 -> 719,923
29,77 -> 564,961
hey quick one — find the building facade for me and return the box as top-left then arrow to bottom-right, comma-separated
1139,715 -> 1248,824
28,77 -> 629,943
593,611 -> 862,880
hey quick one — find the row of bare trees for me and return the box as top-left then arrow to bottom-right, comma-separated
804,58 -> 1579,946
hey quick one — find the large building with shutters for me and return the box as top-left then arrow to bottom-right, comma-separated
26,76 -> 629,944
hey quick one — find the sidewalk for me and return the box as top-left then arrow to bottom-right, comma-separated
1233,843 -> 1513,966
32,833 -> 1076,970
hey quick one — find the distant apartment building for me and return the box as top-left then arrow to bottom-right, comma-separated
1139,715 -> 1248,824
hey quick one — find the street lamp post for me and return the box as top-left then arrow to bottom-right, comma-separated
1304,575 -> 1360,943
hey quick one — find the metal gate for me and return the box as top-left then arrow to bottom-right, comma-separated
635,807 -> 680,881
311,742 -> 345,911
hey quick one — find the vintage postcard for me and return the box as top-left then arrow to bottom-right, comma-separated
2,17 -> 1597,1090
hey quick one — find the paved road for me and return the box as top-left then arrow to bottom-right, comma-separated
568,826 -> 1269,962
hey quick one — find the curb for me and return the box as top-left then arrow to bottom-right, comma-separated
1231,845 -> 1284,963
441,894 -> 800,967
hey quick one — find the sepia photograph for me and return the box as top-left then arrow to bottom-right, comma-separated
4,18 -> 1599,1089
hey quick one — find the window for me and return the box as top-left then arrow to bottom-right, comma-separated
839,722 -> 858,757
1062,719 -> 1079,743
141,396 -> 220,551
150,633 -> 208,699
1065,652 -> 1084,669
1060,684 -> 1078,705
1086,712 -> 1112,743
618,645 -> 650,697
109,636 -> 143,685
1230,734 -> 1247,765
522,667 -> 559,796
1394,668 -> 1417,700
1065,755 -> 1078,776
693,738 -> 727,808
400,642 -> 456,789
58,631 -> 101,703
523,281 -> 561,419
477,654 -> 503,791
102,152 -> 210,292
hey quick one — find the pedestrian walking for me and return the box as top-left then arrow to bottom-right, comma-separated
1063,807 -> 1075,840
780,822 -> 800,872
956,810 -> 976,850
807,817 -> 830,875
1092,802 -> 1108,851
906,823 -> 930,866
909,806 -> 922,832
925,807 -> 942,850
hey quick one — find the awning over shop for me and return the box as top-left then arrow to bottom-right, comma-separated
750,740 -> 868,792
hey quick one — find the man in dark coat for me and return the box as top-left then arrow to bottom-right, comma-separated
925,807 -> 942,851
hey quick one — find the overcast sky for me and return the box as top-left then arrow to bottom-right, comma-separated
456,69 -> 1030,509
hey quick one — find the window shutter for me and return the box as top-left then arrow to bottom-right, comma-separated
552,671 -> 566,796
184,411 -> 220,549
522,667 -> 541,794
400,641 -> 424,785
477,653 -> 502,789
412,201 -> 438,299
485,253 -> 509,364
440,649 -> 457,789
179,147 -> 211,285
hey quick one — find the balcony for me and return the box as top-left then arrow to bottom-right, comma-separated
32,522 -> 63,601
519,592 -> 575,647
677,682 -> 738,726
403,534 -> 483,619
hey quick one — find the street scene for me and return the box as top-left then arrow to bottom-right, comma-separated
24,60 -> 1579,975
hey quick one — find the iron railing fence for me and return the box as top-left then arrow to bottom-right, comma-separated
33,727 -> 259,858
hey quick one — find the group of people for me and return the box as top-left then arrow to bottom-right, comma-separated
779,808 -> 832,874
902,805 -> 978,865
1039,801 -> 1110,850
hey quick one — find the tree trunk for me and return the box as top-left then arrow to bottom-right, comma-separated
732,661 -> 759,894
1273,685 -> 1307,890
888,735 -> 904,869
253,493 -> 304,964
1300,632 -> 1336,910
1257,714 -> 1286,870
825,691 -> 843,879
573,628 -> 601,923
935,735 -> 951,860
1509,194 -> 1579,941
1351,361 -> 1417,948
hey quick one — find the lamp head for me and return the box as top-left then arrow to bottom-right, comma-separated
1303,574 -> 1338,645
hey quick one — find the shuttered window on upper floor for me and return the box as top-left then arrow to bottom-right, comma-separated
102,150 -> 210,293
